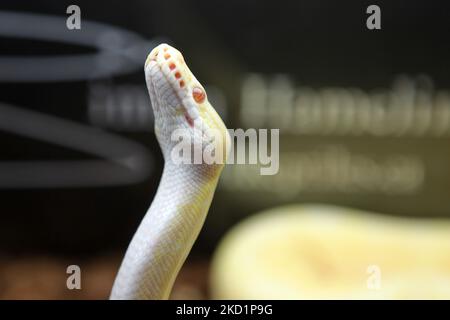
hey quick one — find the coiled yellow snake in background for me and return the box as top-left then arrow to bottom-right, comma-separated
211,205 -> 450,299
110,44 -> 230,299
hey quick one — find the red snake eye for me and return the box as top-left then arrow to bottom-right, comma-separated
192,87 -> 206,103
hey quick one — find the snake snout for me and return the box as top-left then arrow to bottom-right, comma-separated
145,44 -> 190,96
145,43 -> 204,129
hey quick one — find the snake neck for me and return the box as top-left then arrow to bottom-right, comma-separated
110,162 -> 223,300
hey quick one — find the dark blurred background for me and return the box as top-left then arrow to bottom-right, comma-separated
1,0 -> 450,298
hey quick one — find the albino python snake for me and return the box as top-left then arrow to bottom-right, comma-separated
109,44 -> 450,300
110,44 -> 230,299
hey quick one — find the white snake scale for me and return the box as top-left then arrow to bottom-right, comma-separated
110,44 -> 229,299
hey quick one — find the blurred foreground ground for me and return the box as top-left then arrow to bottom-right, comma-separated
0,256 -> 209,299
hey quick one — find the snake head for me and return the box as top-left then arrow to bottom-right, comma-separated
145,44 -> 230,167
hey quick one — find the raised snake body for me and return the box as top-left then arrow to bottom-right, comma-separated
110,44 -> 229,299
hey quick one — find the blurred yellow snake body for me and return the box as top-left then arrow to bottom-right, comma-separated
211,204 -> 450,299
110,44 -> 229,299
